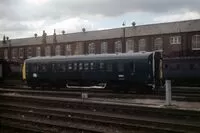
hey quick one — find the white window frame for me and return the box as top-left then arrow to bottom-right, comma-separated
126,39 -> 134,53
19,48 -> 24,58
154,37 -> 163,51
65,44 -> 72,56
74,42 -> 83,55
12,48 -> 17,59
101,42 -> 108,54
55,45 -> 61,56
192,35 -> 200,50
45,46 -> 51,56
4,49 -> 8,59
115,40 -> 122,53
88,42 -> 95,54
36,47 -> 41,57
170,36 -> 181,45
138,39 -> 146,52
27,47 -> 32,58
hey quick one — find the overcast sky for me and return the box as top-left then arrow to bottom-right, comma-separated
1,0 -> 200,39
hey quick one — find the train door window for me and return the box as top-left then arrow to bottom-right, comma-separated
38,64 -> 47,72
58,64 -> 66,72
99,62 -> 104,71
52,64 -> 56,72
190,64 -> 200,70
74,63 -> 77,71
129,62 -> 135,73
79,63 -> 83,71
118,63 -> 124,72
169,64 -> 180,71
107,64 -> 113,72
68,63 -> 72,71
84,63 -> 89,71
90,62 -> 94,70
31,64 -> 37,72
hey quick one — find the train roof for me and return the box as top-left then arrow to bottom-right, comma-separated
25,52 -> 154,63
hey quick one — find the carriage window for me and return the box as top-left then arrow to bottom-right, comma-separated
118,63 -> 124,72
31,64 -> 37,72
107,64 -> 112,72
165,64 -> 168,69
58,64 -> 66,72
79,63 -> 83,70
68,63 -> 72,71
99,62 -> 104,70
52,64 -> 65,72
74,63 -> 77,71
84,63 -> 89,70
38,64 -> 47,72
90,62 -> 94,70
190,64 -> 200,70
169,64 -> 180,70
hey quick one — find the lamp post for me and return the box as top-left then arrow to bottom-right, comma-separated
122,22 -> 126,53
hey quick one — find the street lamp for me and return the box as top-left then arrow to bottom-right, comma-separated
122,22 -> 126,53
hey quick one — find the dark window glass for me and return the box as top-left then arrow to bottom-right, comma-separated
165,64 -> 168,69
68,63 -> 72,70
79,63 -> 83,70
74,63 -> 77,71
90,62 -> 94,70
99,62 -> 104,70
31,64 -> 37,72
84,63 -> 89,70
118,63 -> 124,72
107,64 -> 112,72
38,64 -> 47,72
52,64 -> 66,72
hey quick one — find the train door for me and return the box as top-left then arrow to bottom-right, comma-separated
0,64 -> 2,78
154,52 -> 163,89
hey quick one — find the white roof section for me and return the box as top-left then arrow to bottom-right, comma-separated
25,51 -> 153,62
1,19 -> 200,47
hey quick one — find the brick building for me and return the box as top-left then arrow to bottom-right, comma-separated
0,19 -> 200,63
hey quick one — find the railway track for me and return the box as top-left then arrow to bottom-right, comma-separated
0,87 -> 200,102
1,93 -> 200,133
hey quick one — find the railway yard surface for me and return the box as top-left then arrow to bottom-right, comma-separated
0,82 -> 200,133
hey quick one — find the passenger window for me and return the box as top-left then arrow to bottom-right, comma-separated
118,63 -> 124,72
31,64 -> 37,72
90,62 -> 94,70
99,62 -> 104,70
107,64 -> 112,72
74,63 -> 77,71
79,63 -> 83,70
58,64 -> 66,72
38,64 -> 47,72
68,63 -> 72,71
84,63 -> 89,70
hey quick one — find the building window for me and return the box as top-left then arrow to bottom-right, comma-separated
170,36 -> 181,45
154,38 -> 163,51
19,48 -> 24,58
4,49 -> 8,59
36,47 -> 41,57
74,42 -> 83,55
115,40 -> 122,53
88,42 -> 95,54
192,35 -> 200,50
138,39 -> 146,51
45,46 -> 51,56
55,45 -> 61,56
126,39 -> 134,53
101,42 -> 108,54
12,48 -> 17,59
65,44 -> 72,56
27,47 -> 32,58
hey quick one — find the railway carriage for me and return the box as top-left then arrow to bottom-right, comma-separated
22,51 -> 163,93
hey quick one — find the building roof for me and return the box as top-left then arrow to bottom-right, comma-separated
1,19 -> 200,48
